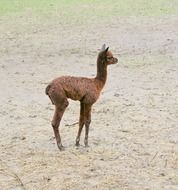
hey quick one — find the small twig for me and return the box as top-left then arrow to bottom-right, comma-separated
70,151 -> 80,158
0,170 -> 26,190
150,151 -> 158,163
0,159 -> 26,190
164,159 -> 168,168
65,122 -> 79,127
174,158 -> 178,169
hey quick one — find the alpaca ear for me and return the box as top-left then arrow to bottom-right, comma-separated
101,44 -> 106,51
105,47 -> 109,53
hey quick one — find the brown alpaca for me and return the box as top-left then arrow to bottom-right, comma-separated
46,44 -> 118,150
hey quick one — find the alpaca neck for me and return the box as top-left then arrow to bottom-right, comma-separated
95,59 -> 107,87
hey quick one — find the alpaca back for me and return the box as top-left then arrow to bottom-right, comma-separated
48,76 -> 101,103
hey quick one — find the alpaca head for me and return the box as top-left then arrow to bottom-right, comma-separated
98,44 -> 118,66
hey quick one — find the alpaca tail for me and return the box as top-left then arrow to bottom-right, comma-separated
45,84 -> 54,105
45,84 -> 51,95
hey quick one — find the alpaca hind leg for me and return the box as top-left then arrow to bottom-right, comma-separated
76,102 -> 85,146
52,100 -> 68,150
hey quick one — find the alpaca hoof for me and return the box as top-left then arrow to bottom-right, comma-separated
58,144 -> 65,151
75,141 -> 80,147
84,139 -> 89,148
85,144 -> 89,148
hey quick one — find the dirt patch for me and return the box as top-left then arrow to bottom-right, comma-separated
0,12 -> 178,190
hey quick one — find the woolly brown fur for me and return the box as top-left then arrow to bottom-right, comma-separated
46,45 -> 118,150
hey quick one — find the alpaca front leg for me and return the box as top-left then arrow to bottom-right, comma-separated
76,122 -> 84,146
84,104 -> 92,147
84,122 -> 90,147
76,102 -> 85,146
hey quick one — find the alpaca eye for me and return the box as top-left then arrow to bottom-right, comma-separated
107,56 -> 113,61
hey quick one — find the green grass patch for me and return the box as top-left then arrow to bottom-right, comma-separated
0,0 -> 178,18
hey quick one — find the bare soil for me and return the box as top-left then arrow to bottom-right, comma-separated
0,13 -> 178,190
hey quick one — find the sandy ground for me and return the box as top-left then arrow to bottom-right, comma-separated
0,12 -> 178,190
